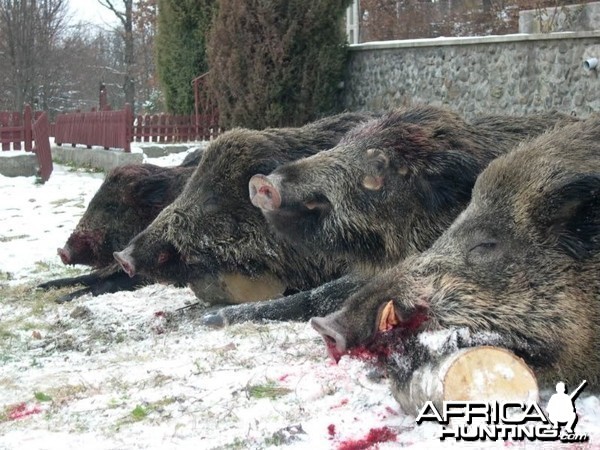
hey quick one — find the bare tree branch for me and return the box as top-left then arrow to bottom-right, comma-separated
95,0 -> 135,111
98,0 -> 126,26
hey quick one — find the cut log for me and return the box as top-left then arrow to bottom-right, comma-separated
394,346 -> 539,415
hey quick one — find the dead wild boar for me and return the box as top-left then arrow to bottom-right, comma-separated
38,148 -> 204,302
58,164 -> 195,267
113,112 -> 374,304
203,107 -> 577,325
250,106 -> 577,271
311,116 -> 600,406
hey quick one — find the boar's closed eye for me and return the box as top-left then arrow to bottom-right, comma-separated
202,195 -> 220,213
466,240 -> 501,265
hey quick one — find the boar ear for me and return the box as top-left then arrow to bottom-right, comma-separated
363,149 -> 389,191
416,153 -> 479,214
252,159 -> 284,178
540,174 -> 600,260
127,173 -> 173,209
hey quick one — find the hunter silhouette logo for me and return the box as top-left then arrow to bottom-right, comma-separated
416,380 -> 589,442
546,380 -> 587,436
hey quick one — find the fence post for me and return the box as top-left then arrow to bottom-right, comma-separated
32,112 -> 53,182
23,104 -> 32,152
124,103 -> 133,153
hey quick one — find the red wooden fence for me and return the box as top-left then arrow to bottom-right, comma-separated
54,105 -> 220,151
0,105 -> 53,181
54,104 -> 133,152
133,110 -> 219,143
0,105 -> 33,151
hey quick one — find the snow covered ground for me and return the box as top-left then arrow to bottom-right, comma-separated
0,146 -> 599,449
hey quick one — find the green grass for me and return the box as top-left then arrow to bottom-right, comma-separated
34,392 -> 53,402
212,437 -> 252,450
116,397 -> 179,428
55,158 -> 105,174
33,261 -> 53,273
0,406 -> 8,422
32,260 -> 87,277
0,271 -> 12,281
246,381 -> 292,400
131,405 -> 148,421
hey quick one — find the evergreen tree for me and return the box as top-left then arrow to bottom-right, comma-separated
207,0 -> 352,129
156,0 -> 215,114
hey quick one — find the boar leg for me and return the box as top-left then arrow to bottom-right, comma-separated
39,270 -> 147,303
202,275 -> 365,326
54,286 -> 95,303
57,272 -> 147,303
38,271 -> 107,290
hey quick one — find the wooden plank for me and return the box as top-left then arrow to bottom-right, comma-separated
32,112 -> 53,182
124,103 -> 132,152
12,111 -> 21,150
1,112 -> 10,150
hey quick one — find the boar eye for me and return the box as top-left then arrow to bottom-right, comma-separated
203,196 -> 219,213
467,240 -> 500,264
470,242 -> 497,251
157,251 -> 171,265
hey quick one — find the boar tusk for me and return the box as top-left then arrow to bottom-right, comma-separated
378,300 -> 400,332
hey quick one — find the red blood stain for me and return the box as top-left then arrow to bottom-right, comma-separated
65,229 -> 105,265
337,427 -> 397,450
8,403 -> 42,420
154,311 -> 166,318
326,341 -> 379,364
347,346 -> 380,361
368,309 -> 429,357
278,374 -> 290,382
325,340 -> 345,363
325,308 -> 429,365
328,424 -> 336,438
385,406 -> 399,416
330,398 -> 349,409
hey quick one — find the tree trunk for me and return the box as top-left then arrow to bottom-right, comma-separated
123,0 -> 135,111
98,0 -> 136,112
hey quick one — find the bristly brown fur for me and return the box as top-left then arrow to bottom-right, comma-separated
203,107 -> 580,324
64,164 -> 195,268
121,112 -> 375,295
260,105 -> 579,273
315,115 -> 600,399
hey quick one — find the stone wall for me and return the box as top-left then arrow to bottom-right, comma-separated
343,31 -> 600,119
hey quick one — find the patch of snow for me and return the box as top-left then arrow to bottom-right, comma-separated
0,165 -> 104,282
0,150 -> 32,158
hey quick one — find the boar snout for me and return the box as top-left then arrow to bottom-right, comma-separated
310,316 -> 348,362
113,249 -> 137,278
57,247 -> 72,265
249,174 -> 281,211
